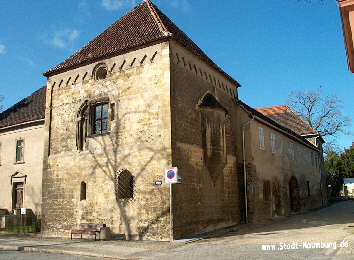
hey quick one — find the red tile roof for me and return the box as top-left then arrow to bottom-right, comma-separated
238,101 -> 319,150
256,105 -> 317,135
43,1 -> 240,86
0,87 -> 46,129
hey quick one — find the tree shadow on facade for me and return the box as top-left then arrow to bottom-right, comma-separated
86,98 -> 171,240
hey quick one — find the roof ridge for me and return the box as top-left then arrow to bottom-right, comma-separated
144,0 -> 171,37
256,104 -> 318,134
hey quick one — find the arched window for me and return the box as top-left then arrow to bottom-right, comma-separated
80,182 -> 87,201
77,101 -> 89,151
93,63 -> 108,80
76,99 -> 112,151
116,170 -> 134,199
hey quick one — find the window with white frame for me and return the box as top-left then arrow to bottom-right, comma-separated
270,133 -> 276,154
16,139 -> 24,163
258,127 -> 265,150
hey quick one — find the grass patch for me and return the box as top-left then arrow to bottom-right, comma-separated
0,219 -> 41,233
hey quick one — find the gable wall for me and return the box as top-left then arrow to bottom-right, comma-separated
42,42 -> 172,240
169,40 -> 242,239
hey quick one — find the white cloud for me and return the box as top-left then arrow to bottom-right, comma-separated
78,0 -> 90,16
170,0 -> 191,12
101,0 -> 136,11
43,29 -> 80,48
0,44 -> 5,54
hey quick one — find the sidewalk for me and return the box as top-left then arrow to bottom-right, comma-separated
0,233 -> 183,259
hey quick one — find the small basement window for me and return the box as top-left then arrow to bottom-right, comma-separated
263,181 -> 271,201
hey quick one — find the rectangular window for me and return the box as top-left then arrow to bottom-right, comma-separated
13,182 -> 24,209
16,140 -> 24,163
258,127 -> 265,150
307,181 -> 310,197
263,181 -> 271,201
270,133 -> 276,154
288,142 -> 294,161
311,152 -> 314,166
93,103 -> 108,135
279,138 -> 283,155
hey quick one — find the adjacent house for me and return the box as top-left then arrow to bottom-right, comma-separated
39,0 -> 326,241
0,87 -> 46,217
235,104 -> 326,222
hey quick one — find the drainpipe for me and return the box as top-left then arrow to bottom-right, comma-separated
241,114 -> 254,224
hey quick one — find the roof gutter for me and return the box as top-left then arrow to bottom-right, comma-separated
253,116 -> 319,151
237,101 -> 319,152
0,119 -> 44,131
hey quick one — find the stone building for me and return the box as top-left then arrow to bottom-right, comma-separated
0,87 -> 46,217
40,0 -> 326,240
234,103 -> 326,223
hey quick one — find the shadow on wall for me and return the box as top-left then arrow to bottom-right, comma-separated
81,87 -> 171,240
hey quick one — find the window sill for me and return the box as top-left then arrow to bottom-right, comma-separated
87,131 -> 111,138
14,161 -> 25,165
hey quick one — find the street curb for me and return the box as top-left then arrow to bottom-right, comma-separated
23,247 -> 128,259
0,245 -> 135,259
0,245 -> 23,251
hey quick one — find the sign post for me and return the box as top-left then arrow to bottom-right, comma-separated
164,167 -> 178,242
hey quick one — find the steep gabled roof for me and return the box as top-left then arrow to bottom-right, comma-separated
256,105 -> 317,135
0,87 -> 46,129
43,1 -> 240,86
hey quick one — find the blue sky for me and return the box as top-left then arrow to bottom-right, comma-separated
0,0 -> 353,150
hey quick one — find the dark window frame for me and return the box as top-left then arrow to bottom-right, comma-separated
92,102 -> 109,135
116,170 -> 134,200
263,180 -> 271,201
15,139 -> 24,163
77,99 -> 114,151
80,182 -> 87,201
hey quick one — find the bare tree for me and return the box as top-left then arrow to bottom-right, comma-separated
287,87 -> 351,137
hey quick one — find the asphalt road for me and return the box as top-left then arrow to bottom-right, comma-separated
1,200 -> 354,259
136,200 -> 354,259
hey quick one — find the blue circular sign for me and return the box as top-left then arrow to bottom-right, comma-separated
167,170 -> 175,179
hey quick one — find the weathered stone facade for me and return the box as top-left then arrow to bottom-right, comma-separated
41,0 -> 326,241
42,42 -> 172,240
234,105 -> 326,223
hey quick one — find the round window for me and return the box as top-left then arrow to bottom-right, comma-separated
95,65 -> 107,80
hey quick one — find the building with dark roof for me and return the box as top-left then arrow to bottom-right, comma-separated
0,87 -> 46,218
40,0 -> 326,240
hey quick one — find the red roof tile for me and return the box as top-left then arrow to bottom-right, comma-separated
0,87 -> 46,129
43,1 -> 239,86
256,105 -> 317,135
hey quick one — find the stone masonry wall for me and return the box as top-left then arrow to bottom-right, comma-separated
169,40 -> 242,239
235,107 -> 324,224
42,42 -> 172,240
